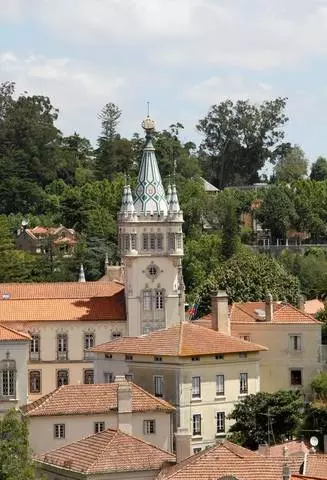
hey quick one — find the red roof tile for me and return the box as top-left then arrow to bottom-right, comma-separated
305,454 -> 327,479
258,440 -> 310,457
91,322 -> 267,357
157,440 -> 304,480
36,428 -> 175,474
0,324 -> 31,341
304,300 -> 325,315
22,382 -> 174,416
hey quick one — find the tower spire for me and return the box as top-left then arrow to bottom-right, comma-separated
169,184 -> 180,213
133,116 -> 168,216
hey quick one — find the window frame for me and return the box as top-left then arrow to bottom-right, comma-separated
57,333 -> 68,360
29,370 -> 41,394
216,374 -> 225,396
83,369 -> 94,384
57,369 -> 69,388
84,333 -> 95,350
54,424 -> 65,439
192,376 -> 201,399
216,411 -> 225,433
94,421 -> 105,433
143,419 -> 156,435
290,368 -> 302,386
154,375 -> 164,398
289,334 -> 302,352
192,414 -> 201,436
240,372 -> 248,394
1,367 -> 16,397
30,334 -> 40,360
104,372 -> 114,383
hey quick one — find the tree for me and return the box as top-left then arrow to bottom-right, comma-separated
311,372 -> 327,399
197,98 -> 289,188
228,390 -> 304,450
274,145 -> 308,183
0,409 -> 37,479
196,249 -> 300,316
256,185 -> 297,241
221,200 -> 240,260
310,157 -> 327,181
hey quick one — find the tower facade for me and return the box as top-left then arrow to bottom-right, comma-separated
118,116 -> 184,336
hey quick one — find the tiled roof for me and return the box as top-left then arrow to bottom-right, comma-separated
305,454 -> 327,479
259,440 -> 310,457
22,383 -> 174,416
35,428 -> 175,474
304,299 -> 324,315
293,476 -> 327,480
0,281 -> 124,299
197,302 -> 320,328
157,440 -> 304,480
0,324 -> 31,341
0,296 -> 125,322
91,322 -> 267,357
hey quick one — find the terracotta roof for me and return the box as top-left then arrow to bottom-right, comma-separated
258,440 -> 310,457
91,322 -> 267,357
22,382 -> 174,416
305,455 -> 327,479
0,281 -> 124,299
0,296 -> 125,323
293,476 -> 327,480
304,300 -> 325,315
197,302 -> 320,328
35,428 -> 175,474
53,237 -> 77,245
0,324 -> 31,341
157,440 -> 304,480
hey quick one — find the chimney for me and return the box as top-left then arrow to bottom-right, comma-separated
175,428 -> 192,463
282,464 -> 291,480
297,294 -> 305,312
211,291 -> 230,335
258,444 -> 270,456
265,293 -> 273,322
116,376 -> 132,435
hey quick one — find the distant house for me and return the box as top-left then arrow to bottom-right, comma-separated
16,225 -> 77,257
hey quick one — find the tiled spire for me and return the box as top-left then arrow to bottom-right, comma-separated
168,184 -> 180,213
78,264 -> 86,283
120,185 -> 135,215
166,184 -> 172,206
133,117 -> 168,215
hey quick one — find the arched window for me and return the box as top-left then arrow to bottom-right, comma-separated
0,359 -> 16,398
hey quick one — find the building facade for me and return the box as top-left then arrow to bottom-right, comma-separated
16,225 -> 77,257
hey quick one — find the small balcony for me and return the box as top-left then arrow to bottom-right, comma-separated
29,352 -> 40,361
57,351 -> 68,361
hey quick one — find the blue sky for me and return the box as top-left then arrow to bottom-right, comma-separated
1,0 -> 327,167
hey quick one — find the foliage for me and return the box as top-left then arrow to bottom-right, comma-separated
196,250 -> 300,316
274,145 -> 308,183
228,390 -> 304,450
0,409 -> 37,479
302,403 -> 327,450
311,372 -> 327,398
197,97 -> 289,188
310,157 -> 327,181
221,199 -> 240,260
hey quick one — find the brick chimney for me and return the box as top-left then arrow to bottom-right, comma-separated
297,294 -> 305,312
211,291 -> 230,335
282,464 -> 291,480
175,428 -> 192,463
258,444 -> 270,456
265,293 -> 273,322
116,376 -> 132,435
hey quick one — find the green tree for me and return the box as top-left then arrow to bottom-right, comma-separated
311,372 -> 327,398
221,200 -> 240,260
228,390 -> 304,450
310,157 -> 327,181
0,409 -> 36,479
274,145 -> 308,183
197,98 -> 289,188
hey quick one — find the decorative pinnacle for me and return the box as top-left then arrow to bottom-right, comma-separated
141,115 -> 156,141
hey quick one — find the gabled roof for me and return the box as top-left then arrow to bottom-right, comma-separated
91,322 -> 267,357
157,440 -> 304,480
0,281 -> 124,299
21,383 -> 174,416
258,440 -> 310,457
0,324 -> 31,341
35,428 -> 175,474
305,455 -> 327,479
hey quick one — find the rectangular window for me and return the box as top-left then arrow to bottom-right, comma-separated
84,333 -> 94,350
125,374 -> 134,382
216,412 -> 225,433
289,335 -> 302,352
216,375 -> 225,396
1,370 -> 15,397
150,233 -> 156,250
290,369 -> 302,386
154,375 -> 163,398
192,376 -> 201,398
104,372 -> 114,383
157,233 -> 163,250
240,373 -> 248,394
192,414 -> 201,436
155,290 -> 164,310
29,370 -> 41,394
143,291 -> 152,311
122,234 -> 130,251
83,369 -> 94,384
94,422 -> 105,433
125,354 -> 133,361
193,447 -> 202,454
57,334 -> 68,360
241,335 -> 251,342
176,233 -> 183,249
168,232 -> 175,250
143,419 -> 156,434
143,233 -> 149,250
112,331 -> 121,340
131,233 -> 137,250
57,369 -> 69,388
54,424 -> 65,439
30,334 -> 40,360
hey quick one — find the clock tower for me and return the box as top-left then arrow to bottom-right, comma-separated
118,116 -> 184,336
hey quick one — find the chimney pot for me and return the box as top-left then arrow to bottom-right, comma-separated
282,464 -> 291,480
211,291 -> 230,335
117,378 -> 132,435
175,427 -> 192,463
297,294 -> 305,311
265,293 -> 273,322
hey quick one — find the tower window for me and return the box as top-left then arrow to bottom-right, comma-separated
142,233 -> 164,252
155,290 -> 164,310
168,233 -> 175,250
143,290 -> 152,310
131,233 -> 137,250
142,289 -> 165,311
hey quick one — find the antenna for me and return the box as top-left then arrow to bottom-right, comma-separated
146,101 -> 150,117
260,408 -> 275,446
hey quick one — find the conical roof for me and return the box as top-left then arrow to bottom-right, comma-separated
168,184 -> 180,213
133,117 -> 168,215
120,185 -> 135,215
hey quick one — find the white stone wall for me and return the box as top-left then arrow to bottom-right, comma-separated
0,340 -> 29,413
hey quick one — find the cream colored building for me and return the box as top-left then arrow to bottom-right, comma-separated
197,294 -> 322,393
91,305 -> 266,453
23,377 -> 174,454
0,282 -> 126,401
0,324 -> 30,413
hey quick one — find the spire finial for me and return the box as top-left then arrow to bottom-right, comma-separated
78,264 -> 86,283
147,101 -> 150,118
141,111 -> 156,142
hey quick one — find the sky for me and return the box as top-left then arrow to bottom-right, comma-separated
1,0 -> 327,165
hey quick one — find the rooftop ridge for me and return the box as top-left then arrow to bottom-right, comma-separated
131,382 -> 175,411
0,324 -> 31,341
